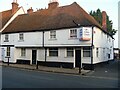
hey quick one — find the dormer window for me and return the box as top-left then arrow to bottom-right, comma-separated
4,34 -> 9,42
70,29 -> 77,38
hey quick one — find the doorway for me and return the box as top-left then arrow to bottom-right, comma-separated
75,50 -> 81,68
32,50 -> 37,64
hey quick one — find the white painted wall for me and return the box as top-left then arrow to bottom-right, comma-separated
0,7 -> 25,62
1,32 -> 43,47
44,28 -> 92,47
16,48 -> 74,65
2,47 -> 15,63
93,27 -> 114,64
15,48 -> 32,63
1,26 -> 114,65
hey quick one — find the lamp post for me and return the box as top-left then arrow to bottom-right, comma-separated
5,56 -> 10,66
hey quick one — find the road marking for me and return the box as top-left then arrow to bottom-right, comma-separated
82,75 -> 118,80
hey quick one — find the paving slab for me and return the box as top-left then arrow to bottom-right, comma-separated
0,63 -> 91,75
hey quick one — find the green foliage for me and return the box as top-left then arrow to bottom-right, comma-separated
90,9 -> 117,36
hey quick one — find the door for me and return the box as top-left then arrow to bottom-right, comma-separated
75,50 -> 81,67
32,50 -> 37,64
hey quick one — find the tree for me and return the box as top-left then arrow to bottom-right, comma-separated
90,9 -> 117,36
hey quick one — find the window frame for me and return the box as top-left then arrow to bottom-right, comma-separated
49,48 -> 58,57
50,31 -> 56,39
70,29 -> 77,38
21,48 -> 26,57
4,34 -> 9,42
83,47 -> 91,57
6,47 -> 10,57
67,48 -> 74,57
19,33 -> 24,41
96,48 -> 99,57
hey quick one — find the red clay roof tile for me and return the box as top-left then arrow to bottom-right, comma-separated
2,2 -> 102,33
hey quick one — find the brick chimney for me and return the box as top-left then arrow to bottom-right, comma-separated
27,7 -> 33,14
48,0 -> 59,9
102,11 -> 107,31
12,0 -> 19,14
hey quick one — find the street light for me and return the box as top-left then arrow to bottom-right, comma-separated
5,56 -> 10,66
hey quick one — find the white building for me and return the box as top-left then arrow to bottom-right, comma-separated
0,1 -> 25,61
1,1 -> 114,69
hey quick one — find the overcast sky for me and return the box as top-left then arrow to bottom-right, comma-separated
0,0 -> 119,48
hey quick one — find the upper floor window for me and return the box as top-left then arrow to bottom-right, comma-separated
19,33 -> 24,41
4,34 -> 9,42
21,48 -> 26,57
83,47 -> 91,57
50,31 -> 56,39
49,48 -> 58,57
70,29 -> 77,38
67,48 -> 74,57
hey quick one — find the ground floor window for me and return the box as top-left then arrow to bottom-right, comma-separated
21,48 -> 26,57
6,47 -> 10,56
49,48 -> 58,56
83,47 -> 91,57
67,48 -> 74,57
96,48 -> 99,57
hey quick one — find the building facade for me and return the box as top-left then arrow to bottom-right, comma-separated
0,1 -> 25,61
1,1 -> 114,69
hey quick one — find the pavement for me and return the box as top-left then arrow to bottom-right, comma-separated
0,62 -> 91,75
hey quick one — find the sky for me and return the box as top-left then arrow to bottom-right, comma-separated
0,0 -> 119,48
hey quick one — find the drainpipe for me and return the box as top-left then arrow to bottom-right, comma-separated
91,26 -> 94,70
42,31 -> 45,48
36,31 -> 45,69
42,31 -> 47,65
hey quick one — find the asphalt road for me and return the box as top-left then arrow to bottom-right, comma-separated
2,64 -> 119,88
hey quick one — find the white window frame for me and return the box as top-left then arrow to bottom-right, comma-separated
6,47 -> 10,56
4,34 -> 9,42
83,47 -> 91,57
67,48 -> 74,57
50,31 -> 56,39
19,33 -> 24,41
49,48 -> 58,57
70,29 -> 77,38
21,48 -> 26,57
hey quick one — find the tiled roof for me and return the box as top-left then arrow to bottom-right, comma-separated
2,2 -> 102,33
0,10 -> 12,30
0,7 -> 21,30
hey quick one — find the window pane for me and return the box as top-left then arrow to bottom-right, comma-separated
96,48 -> 99,57
70,29 -> 77,38
6,47 -> 10,56
19,33 -> 24,40
21,48 -> 26,56
67,48 -> 74,57
5,34 -> 9,41
50,31 -> 56,39
49,48 -> 58,56
83,47 -> 91,57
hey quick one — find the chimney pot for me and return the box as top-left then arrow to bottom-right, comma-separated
27,7 -> 33,14
48,0 -> 59,9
